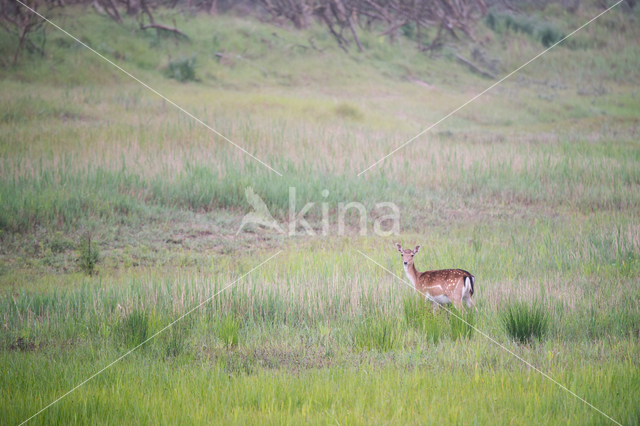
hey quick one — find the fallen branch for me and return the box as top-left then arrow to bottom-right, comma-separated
455,54 -> 495,79
140,23 -> 189,39
138,0 -> 188,40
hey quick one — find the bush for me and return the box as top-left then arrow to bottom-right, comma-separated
78,233 -> 99,275
485,11 -> 565,48
166,56 -> 197,82
334,103 -> 362,120
353,316 -> 399,352
49,232 -> 74,253
500,301 -> 549,344
401,22 -> 416,39
503,14 -> 536,37
539,25 -> 565,47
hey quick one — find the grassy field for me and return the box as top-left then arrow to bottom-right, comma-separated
1,3 -> 640,425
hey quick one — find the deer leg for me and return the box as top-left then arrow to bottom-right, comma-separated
466,296 -> 477,312
453,295 -> 464,312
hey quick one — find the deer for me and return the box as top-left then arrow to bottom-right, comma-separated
396,243 -> 476,312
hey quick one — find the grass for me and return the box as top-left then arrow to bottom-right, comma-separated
500,300 -> 550,344
1,246 -> 639,423
403,294 -> 446,343
216,314 -> 241,349
1,2 -> 640,424
450,307 -> 476,340
119,309 -> 150,348
352,315 -> 400,352
3,352 -> 638,425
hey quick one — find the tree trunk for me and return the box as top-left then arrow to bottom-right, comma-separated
209,0 -> 218,15
348,14 -> 363,52
13,29 -> 25,66
106,0 -> 122,22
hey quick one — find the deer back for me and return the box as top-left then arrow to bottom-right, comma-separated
416,269 -> 473,297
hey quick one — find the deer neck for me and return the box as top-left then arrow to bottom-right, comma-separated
403,262 -> 419,288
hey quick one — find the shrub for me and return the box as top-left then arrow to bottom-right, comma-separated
353,316 -> 399,352
334,103 -> 362,120
400,22 -> 416,39
485,11 -> 498,31
500,301 -> 549,344
539,25 -> 566,47
166,56 -> 197,82
503,14 -> 535,37
485,11 -> 565,48
77,233 -> 99,275
49,232 -> 74,253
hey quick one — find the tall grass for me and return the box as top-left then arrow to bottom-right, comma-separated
161,321 -> 189,358
402,295 -> 445,344
0,95 -> 81,123
450,307 -> 475,340
2,110 -> 640,236
500,300 -> 550,344
119,309 -> 150,348
216,314 -> 241,349
352,316 -> 400,352
3,352 -> 639,425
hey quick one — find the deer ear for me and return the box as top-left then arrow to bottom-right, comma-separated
414,245 -> 421,254
396,243 -> 403,252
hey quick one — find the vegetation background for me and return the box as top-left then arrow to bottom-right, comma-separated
1,0 -> 639,424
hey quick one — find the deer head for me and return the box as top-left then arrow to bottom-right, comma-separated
396,243 -> 421,268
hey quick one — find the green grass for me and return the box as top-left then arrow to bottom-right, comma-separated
1,242 -> 639,424
500,300 -> 550,344
3,349 -> 638,425
352,315 -> 400,352
216,314 -> 241,349
450,307 -> 476,340
1,3 -> 640,424
119,309 -> 151,348
403,294 -> 446,344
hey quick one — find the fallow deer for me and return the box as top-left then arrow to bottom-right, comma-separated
396,243 -> 476,312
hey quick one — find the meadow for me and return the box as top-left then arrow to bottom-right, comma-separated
1,3 -> 640,425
